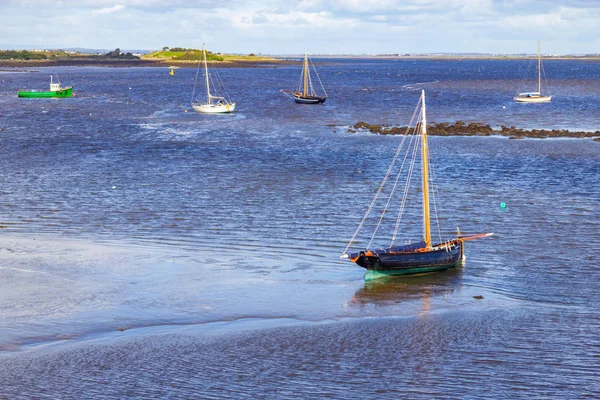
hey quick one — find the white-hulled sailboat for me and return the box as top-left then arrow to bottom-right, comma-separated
514,41 -> 552,103
192,44 -> 236,114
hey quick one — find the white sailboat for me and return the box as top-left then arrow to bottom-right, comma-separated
514,41 -> 552,103
192,44 -> 236,114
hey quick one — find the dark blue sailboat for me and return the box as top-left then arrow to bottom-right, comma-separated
282,50 -> 327,104
293,93 -> 326,104
342,91 -> 492,281
349,240 -> 462,278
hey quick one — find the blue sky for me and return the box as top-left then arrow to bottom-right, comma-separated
1,0 -> 598,54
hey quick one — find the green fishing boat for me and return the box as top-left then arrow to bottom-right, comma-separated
18,75 -> 73,98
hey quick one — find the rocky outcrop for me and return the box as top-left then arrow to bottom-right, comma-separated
349,121 -> 600,139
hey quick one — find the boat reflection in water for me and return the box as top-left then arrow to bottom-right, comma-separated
349,268 -> 464,314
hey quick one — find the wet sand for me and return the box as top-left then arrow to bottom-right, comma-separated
0,235 -> 509,351
1,305 -> 597,399
3,233 -> 586,398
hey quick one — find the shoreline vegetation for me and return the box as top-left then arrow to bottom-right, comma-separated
1,47 -> 598,68
347,121 -> 600,140
0,47 -> 286,68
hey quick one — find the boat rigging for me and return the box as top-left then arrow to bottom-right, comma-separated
192,43 -> 236,114
514,41 -> 552,103
281,50 -> 327,104
341,90 -> 493,281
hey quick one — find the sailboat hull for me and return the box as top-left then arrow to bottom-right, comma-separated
192,103 -> 236,114
293,95 -> 326,104
514,95 -> 552,103
355,243 -> 464,281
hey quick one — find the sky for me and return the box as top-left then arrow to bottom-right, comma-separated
0,0 -> 599,55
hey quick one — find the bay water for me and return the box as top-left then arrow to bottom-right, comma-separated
0,59 -> 599,398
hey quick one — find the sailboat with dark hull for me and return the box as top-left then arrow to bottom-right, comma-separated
351,240 -> 464,277
282,50 -> 327,104
342,90 -> 492,281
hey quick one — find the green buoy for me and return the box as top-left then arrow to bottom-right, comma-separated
500,202 -> 506,209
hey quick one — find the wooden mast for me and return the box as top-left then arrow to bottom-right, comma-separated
203,43 -> 210,103
303,50 -> 308,97
537,40 -> 541,95
420,90 -> 432,249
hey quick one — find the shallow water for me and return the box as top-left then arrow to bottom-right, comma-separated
0,60 -> 599,398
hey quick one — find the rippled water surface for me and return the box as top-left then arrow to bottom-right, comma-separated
0,60 -> 599,398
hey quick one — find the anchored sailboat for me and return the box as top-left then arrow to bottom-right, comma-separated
341,90 -> 492,281
514,41 -> 552,103
192,44 -> 235,114
282,50 -> 327,104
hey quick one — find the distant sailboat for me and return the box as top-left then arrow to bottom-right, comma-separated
282,50 -> 327,104
514,41 -> 552,103
341,90 -> 493,281
192,44 -> 235,114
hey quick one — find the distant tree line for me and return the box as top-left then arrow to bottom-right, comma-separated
104,48 -> 139,59
173,50 -> 224,61
156,46 -> 224,61
162,47 -> 205,52
169,47 -> 195,52
0,50 -> 48,60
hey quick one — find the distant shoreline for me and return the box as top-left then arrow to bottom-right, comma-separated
1,54 -> 598,69
0,58 -> 293,69
300,55 -> 600,61
347,121 -> 600,140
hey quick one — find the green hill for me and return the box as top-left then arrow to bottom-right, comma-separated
143,47 -> 224,61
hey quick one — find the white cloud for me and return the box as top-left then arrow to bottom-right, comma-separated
92,4 -> 125,14
0,0 -> 598,54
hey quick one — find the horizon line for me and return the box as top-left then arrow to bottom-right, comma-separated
1,47 -> 599,57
